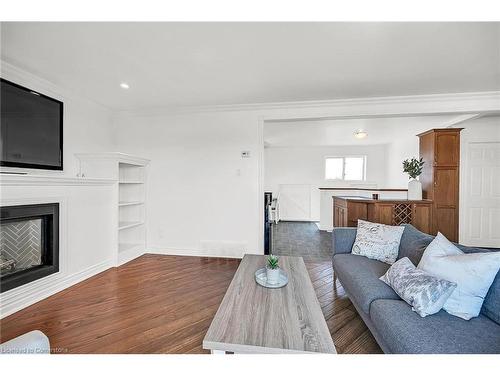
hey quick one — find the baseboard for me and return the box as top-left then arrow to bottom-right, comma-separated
146,246 -> 246,259
0,259 -> 113,318
279,219 -> 316,222
318,224 -> 333,231
117,246 -> 146,266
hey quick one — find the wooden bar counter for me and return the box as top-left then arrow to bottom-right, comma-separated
333,196 -> 433,234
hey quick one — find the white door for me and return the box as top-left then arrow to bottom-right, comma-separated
462,142 -> 500,247
278,184 -> 311,221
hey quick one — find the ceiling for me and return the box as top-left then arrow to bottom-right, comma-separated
1,22 -> 499,111
264,115 -> 462,146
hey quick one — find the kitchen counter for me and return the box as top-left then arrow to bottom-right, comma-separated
334,196 -> 432,203
333,196 -> 433,234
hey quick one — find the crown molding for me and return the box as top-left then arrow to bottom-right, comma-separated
114,90 -> 500,118
3,59 -> 499,119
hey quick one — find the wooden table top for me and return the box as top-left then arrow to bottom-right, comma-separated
203,254 -> 337,354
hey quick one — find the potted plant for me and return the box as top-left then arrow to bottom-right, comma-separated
402,157 -> 425,200
266,255 -> 280,284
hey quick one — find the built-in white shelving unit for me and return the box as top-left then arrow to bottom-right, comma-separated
119,181 -> 145,184
118,201 -> 145,207
75,152 -> 150,266
118,221 -> 144,230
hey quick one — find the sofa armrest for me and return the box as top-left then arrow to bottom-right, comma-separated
332,227 -> 357,257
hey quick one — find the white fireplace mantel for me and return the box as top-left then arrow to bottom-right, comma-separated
0,173 -> 117,318
0,174 -> 116,186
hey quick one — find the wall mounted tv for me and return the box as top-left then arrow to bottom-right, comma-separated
1,78 -> 63,170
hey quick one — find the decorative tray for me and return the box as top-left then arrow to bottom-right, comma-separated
254,268 -> 289,288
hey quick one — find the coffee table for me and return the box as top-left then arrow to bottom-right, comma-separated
203,254 -> 337,354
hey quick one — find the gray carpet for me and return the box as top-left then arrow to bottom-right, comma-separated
271,221 -> 333,262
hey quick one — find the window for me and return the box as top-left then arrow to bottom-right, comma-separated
325,156 -> 366,181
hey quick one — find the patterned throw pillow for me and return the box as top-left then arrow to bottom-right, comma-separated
351,220 -> 405,264
380,257 -> 457,317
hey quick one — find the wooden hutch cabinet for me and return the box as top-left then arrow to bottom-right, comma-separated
333,197 -> 433,234
418,128 -> 462,242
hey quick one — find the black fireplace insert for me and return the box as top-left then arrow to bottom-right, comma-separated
0,203 -> 59,292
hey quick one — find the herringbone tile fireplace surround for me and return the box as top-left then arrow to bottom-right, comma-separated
0,219 -> 42,275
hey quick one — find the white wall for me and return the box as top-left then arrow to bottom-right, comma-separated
0,62 -> 116,176
385,137 -> 420,188
113,111 -> 262,258
264,145 -> 387,221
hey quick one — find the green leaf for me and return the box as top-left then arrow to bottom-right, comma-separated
402,157 -> 425,179
267,255 -> 279,269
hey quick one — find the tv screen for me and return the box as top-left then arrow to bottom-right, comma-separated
1,78 -> 63,170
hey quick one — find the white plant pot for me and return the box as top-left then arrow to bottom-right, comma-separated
408,179 -> 422,200
266,267 -> 280,284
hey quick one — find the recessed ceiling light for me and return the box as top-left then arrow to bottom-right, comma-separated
354,130 -> 368,139
120,82 -> 130,89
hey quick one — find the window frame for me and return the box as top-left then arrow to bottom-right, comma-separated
324,155 -> 367,181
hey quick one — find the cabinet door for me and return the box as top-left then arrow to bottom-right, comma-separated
435,132 -> 460,166
435,208 -> 457,241
434,168 -> 458,207
347,202 -> 367,227
377,204 -> 393,225
433,167 -> 459,240
412,204 -> 432,234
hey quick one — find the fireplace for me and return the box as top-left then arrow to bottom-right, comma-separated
0,203 -> 59,292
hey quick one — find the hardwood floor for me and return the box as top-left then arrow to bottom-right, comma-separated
0,254 -> 382,354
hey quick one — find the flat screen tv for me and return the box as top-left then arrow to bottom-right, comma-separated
1,78 -> 63,170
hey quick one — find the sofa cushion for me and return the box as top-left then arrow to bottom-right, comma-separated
332,227 -> 357,256
397,224 -> 434,265
482,272 -> 500,325
332,254 -> 400,314
370,299 -> 500,354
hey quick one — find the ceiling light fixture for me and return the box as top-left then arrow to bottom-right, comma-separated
120,82 -> 130,89
354,130 -> 368,139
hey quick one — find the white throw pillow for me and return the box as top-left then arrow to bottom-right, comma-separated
380,257 -> 457,317
417,232 -> 500,320
351,220 -> 405,264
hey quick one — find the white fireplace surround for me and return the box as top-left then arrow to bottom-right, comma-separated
0,174 -> 116,318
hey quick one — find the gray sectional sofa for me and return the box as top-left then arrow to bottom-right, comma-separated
332,224 -> 500,354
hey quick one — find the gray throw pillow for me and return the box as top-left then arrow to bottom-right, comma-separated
380,257 -> 457,317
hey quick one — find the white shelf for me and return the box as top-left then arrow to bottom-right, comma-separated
118,221 -> 144,230
119,201 -> 145,207
119,180 -> 144,184
119,242 -> 143,253
75,152 -> 149,267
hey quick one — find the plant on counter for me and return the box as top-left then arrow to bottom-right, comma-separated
403,157 -> 425,200
402,157 -> 425,179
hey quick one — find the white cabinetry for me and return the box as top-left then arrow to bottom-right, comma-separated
76,153 -> 150,265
